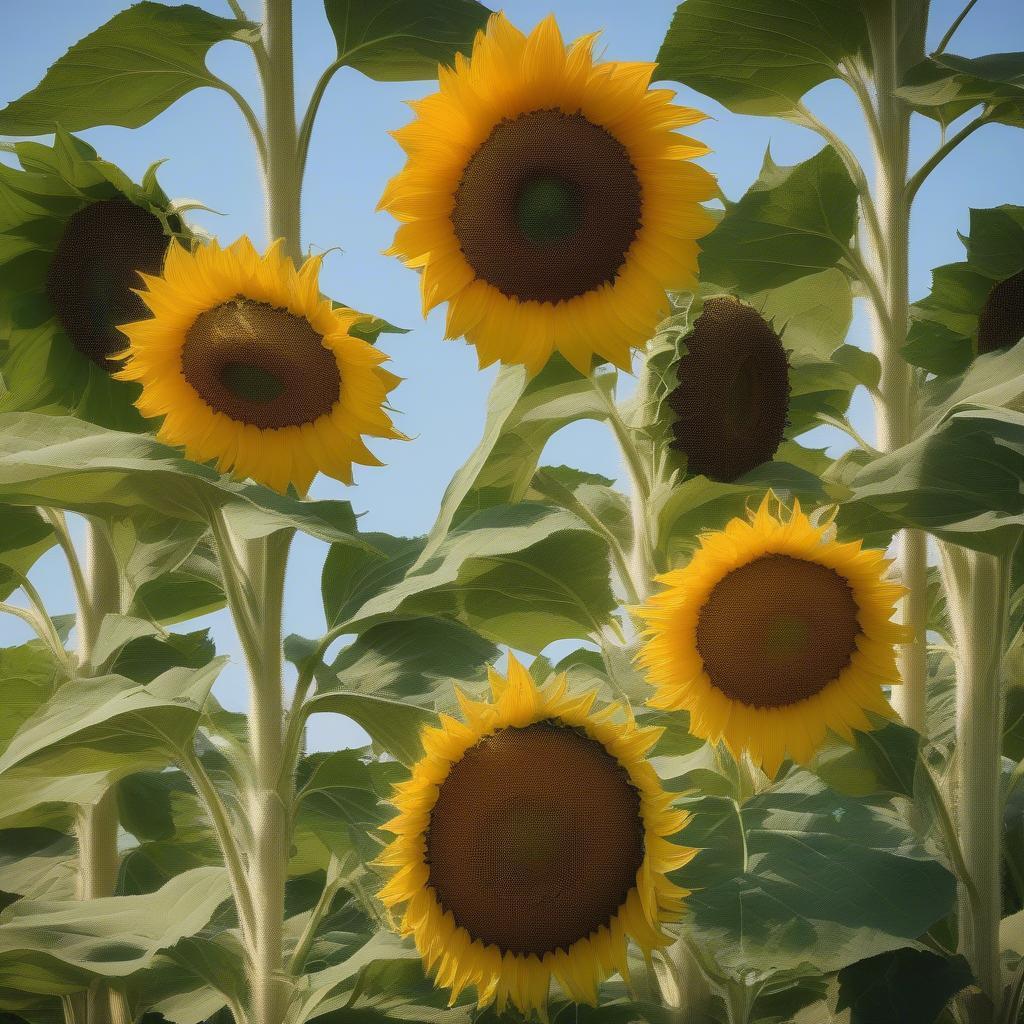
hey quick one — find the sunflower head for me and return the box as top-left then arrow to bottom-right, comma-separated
380,13 -> 717,377
377,654 -> 694,1016
977,269 -> 1024,354
636,495 -> 910,777
114,236 -> 405,494
0,131 -> 186,428
668,296 -> 791,482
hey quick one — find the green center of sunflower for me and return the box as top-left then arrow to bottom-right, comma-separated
695,553 -> 860,708
180,298 -> 340,429
219,361 -> 286,403
516,174 -> 582,243
425,721 -> 645,957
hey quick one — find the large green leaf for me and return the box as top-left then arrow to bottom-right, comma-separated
0,413 -> 363,546
836,948 -> 973,1024
0,4 -> 257,134
323,0 -> 491,81
812,720 -> 921,800
340,503 -> 616,652
840,405 -> 1024,555
0,829 -> 76,903
698,147 -> 858,293
327,616 -> 496,701
0,867 -> 230,988
0,644 -> 66,754
0,660 -> 224,778
678,770 -> 956,976
656,0 -> 869,115
900,52 -> 1024,128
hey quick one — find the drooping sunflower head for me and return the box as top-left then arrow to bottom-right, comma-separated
0,131 -> 186,428
380,13 -> 717,377
115,236 -> 405,494
636,495 -> 910,777
377,655 -> 694,1016
668,296 -> 791,482
977,269 -> 1024,354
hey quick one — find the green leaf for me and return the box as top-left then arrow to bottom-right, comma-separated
326,616 -> 496,701
420,356 -> 612,561
110,629 -> 216,685
812,721 -> 921,799
0,867 -> 230,984
0,508 -> 53,602
301,691 -> 435,767
679,769 -> 956,976
116,772 -> 187,843
840,405 -> 1024,555
836,948 -> 973,1024
0,412 -> 364,547
900,52 -> 1024,128
0,644 -> 66,754
0,770 -> 112,832
340,503 -> 616,653
698,147 -> 858,293
321,534 -> 424,631
750,267 -> 854,359
0,3 -> 256,134
0,660 -> 225,778
0,829 -> 76,903
323,0 -> 491,82
656,0 -> 869,116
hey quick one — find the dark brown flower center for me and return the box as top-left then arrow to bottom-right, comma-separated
977,270 -> 1024,355
451,109 -> 642,303
669,298 -> 790,482
45,198 -> 170,369
695,554 -> 860,707
425,721 -> 645,956
180,298 -> 340,428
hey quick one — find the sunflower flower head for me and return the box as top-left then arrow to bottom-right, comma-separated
668,296 -> 791,482
115,236 -> 405,494
636,495 -> 910,777
380,13 -> 717,377
377,654 -> 694,1017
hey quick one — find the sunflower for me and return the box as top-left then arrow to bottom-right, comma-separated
380,13 -> 717,376
377,655 -> 694,1016
668,296 -> 791,482
636,495 -> 910,776
114,237 -> 404,494
0,130 -> 186,428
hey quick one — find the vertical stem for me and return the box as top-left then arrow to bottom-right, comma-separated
861,0 -> 930,735
262,0 -> 301,263
943,541 -> 1014,1023
73,518 -> 131,1024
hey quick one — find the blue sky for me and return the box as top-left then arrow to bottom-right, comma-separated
2,0 -> 1022,749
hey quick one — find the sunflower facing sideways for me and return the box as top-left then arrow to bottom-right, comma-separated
636,496 -> 910,777
377,655 -> 694,1016
115,236 -> 404,494
380,13 -> 717,376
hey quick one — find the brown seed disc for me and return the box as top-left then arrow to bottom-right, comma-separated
451,109 -> 643,303
669,298 -> 790,482
425,721 -> 645,956
695,554 -> 860,708
977,269 -> 1024,354
45,198 -> 170,369
180,298 -> 340,428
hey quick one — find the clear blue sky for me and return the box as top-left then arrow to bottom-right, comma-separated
2,0 -> 1022,750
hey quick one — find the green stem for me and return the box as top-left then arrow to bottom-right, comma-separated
71,518 -> 129,1024
905,110 -> 994,205
296,58 -> 345,187
261,0 -> 301,263
934,0 -> 982,55
287,854 -> 343,975
861,1 -> 930,737
942,541 -> 1015,1022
